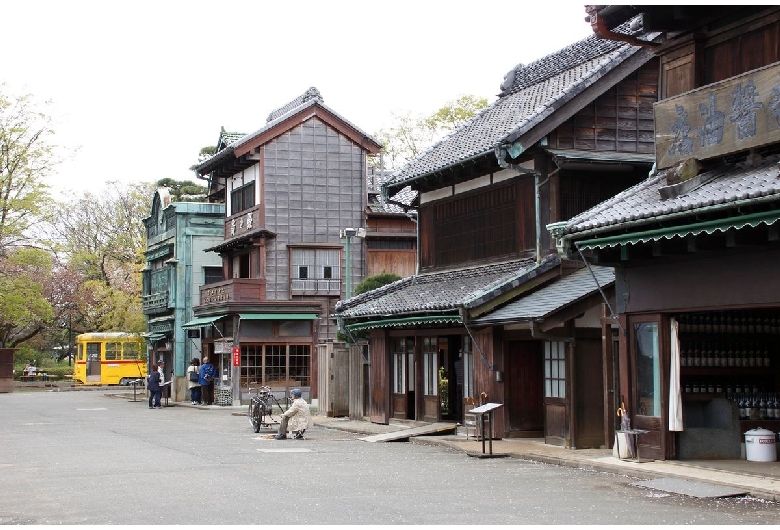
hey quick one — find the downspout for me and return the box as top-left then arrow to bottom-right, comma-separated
496,142 -> 560,264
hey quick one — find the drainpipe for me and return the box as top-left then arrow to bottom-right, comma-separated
496,143 -> 560,264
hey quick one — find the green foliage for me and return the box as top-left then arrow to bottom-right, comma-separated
0,84 -> 56,251
0,248 -> 55,347
353,272 -> 401,296
374,94 -> 489,169
155,178 -> 208,202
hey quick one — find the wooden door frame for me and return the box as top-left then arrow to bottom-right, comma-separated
628,313 -> 670,460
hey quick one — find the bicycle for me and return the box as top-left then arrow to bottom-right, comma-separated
247,386 -> 290,433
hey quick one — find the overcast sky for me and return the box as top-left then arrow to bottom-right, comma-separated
1,0 -> 593,194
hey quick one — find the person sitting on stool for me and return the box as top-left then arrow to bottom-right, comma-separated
275,388 -> 312,440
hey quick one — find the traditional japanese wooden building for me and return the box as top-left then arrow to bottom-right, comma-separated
552,5 -> 780,460
190,88 -> 382,405
336,31 -> 660,447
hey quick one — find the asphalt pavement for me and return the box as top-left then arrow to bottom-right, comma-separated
169,398 -> 780,503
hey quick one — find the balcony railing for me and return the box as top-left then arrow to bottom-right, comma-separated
290,278 -> 341,296
142,291 -> 169,313
199,278 -> 266,307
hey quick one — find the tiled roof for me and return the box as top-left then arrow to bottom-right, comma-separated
266,87 -> 323,123
194,87 -> 381,175
366,167 -> 417,213
562,153 -> 780,237
383,35 -> 646,191
216,129 -> 245,152
334,258 -> 542,319
471,266 -> 614,324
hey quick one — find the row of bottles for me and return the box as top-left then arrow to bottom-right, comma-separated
678,311 -> 780,335
730,393 -> 780,420
683,381 -> 766,395
680,342 -> 771,368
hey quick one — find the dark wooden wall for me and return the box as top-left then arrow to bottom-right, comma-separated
419,177 -> 535,271
550,58 -> 659,154
661,8 -> 780,98
369,331 -> 389,424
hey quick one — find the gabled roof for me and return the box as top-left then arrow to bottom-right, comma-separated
194,87 -> 382,178
560,152 -> 780,240
384,33 -> 651,196
335,255 -> 560,321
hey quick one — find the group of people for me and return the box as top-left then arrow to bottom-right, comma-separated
147,356 -> 312,441
147,357 -> 216,409
186,357 -> 217,405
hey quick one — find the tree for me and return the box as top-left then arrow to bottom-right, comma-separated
0,85 -> 57,252
0,248 -> 55,347
42,181 -> 153,332
155,178 -> 208,202
374,95 -> 489,169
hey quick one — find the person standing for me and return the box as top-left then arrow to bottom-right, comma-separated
275,388 -> 313,440
147,365 -> 162,409
187,358 -> 201,404
199,357 -> 216,405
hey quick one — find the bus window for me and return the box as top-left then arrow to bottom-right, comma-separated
106,342 -> 120,360
123,342 -> 140,359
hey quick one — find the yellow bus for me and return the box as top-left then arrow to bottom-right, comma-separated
73,332 -> 147,385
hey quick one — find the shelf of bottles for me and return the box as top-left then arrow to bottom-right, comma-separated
678,310 -> 780,423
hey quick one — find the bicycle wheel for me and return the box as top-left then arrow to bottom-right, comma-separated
248,399 -> 261,433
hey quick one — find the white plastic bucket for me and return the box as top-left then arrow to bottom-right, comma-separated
744,428 -> 777,462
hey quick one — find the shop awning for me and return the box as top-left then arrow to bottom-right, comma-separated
141,333 -> 166,341
238,313 -> 318,320
576,209 -> 780,250
181,316 -> 223,330
345,315 -> 462,332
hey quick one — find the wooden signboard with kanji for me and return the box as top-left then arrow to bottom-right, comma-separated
654,60 -> 780,169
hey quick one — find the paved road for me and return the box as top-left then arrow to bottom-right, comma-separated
2,389 -> 780,525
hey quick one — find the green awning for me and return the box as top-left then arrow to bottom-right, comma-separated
181,315 -> 223,330
239,313 -> 318,320
141,333 -> 166,341
576,209 -> 780,250
345,315 -> 462,332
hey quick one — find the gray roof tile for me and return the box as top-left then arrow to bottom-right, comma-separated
384,36 -> 644,191
472,266 -> 614,324
195,87 -> 381,174
563,154 -> 780,237
335,258 -> 541,319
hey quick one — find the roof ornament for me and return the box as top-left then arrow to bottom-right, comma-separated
499,64 -> 523,96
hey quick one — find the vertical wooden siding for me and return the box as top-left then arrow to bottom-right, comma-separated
419,177 -> 535,270
551,58 -> 659,154
369,330 -> 389,424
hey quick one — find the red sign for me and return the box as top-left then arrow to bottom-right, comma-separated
232,346 -> 240,367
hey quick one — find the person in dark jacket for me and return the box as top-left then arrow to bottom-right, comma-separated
199,357 -> 216,405
148,364 -> 162,409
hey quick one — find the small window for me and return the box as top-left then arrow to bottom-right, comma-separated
299,266 -> 308,279
204,266 -> 222,285
323,266 -> 332,279
544,341 -> 566,398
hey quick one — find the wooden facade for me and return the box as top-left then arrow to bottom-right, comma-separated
338,34 -> 661,449
567,5 -> 780,460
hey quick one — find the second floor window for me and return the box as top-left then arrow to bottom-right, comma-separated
290,248 -> 340,293
231,182 -> 256,216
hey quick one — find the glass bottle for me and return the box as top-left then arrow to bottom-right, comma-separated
763,347 -> 770,368
693,343 -> 701,367
748,344 -> 756,367
727,343 -> 735,367
705,342 -> 714,367
739,395 -> 747,419
680,342 -> 688,367
707,381 -> 715,394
